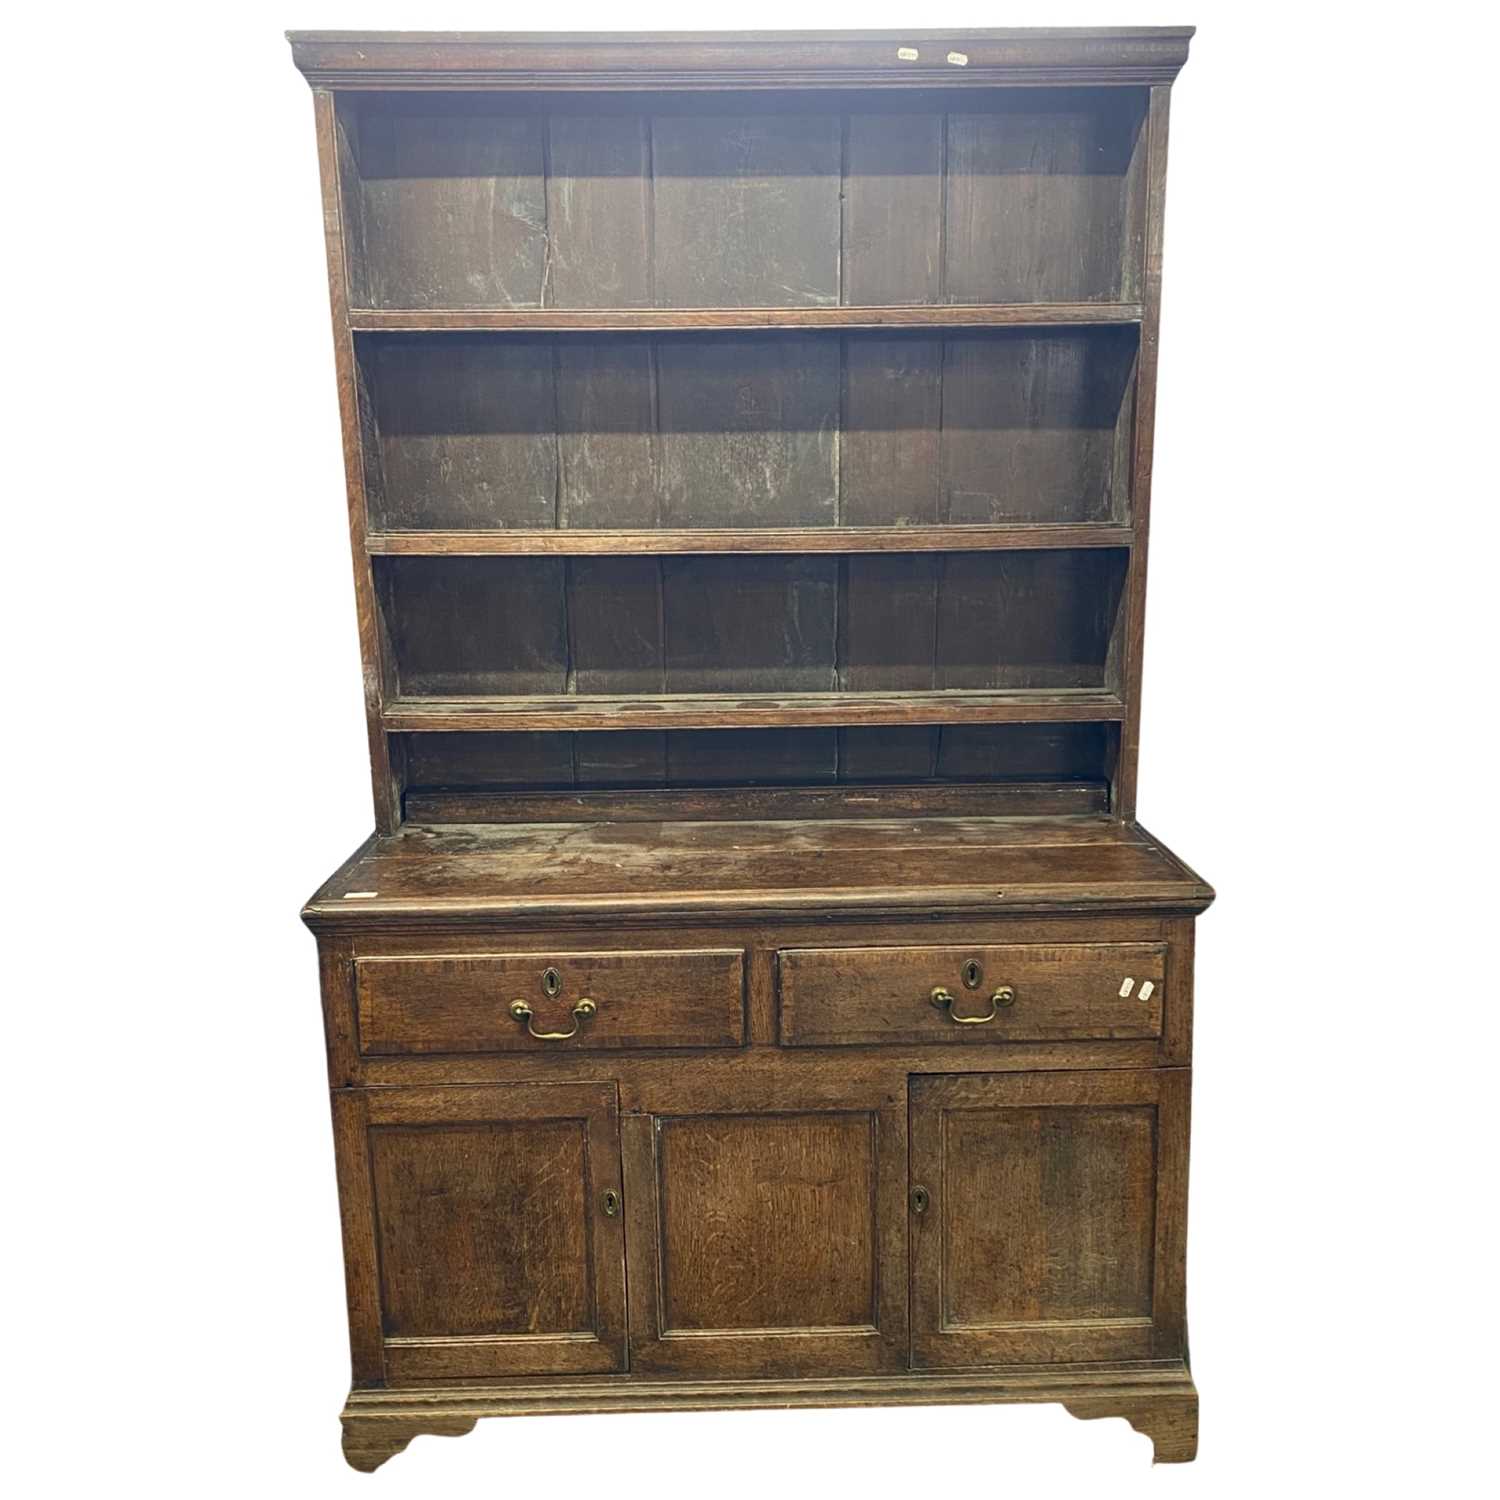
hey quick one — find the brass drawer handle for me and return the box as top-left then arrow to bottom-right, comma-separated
930,985 -> 1015,1024
509,996 -> 597,1041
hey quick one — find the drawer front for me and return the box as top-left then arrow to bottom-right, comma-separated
356,949 -> 745,1055
778,943 -> 1165,1047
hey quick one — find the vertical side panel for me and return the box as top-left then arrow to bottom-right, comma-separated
329,1091 -> 384,1383
1152,1068 -> 1192,1357
313,90 -> 399,830
1116,86 -> 1172,818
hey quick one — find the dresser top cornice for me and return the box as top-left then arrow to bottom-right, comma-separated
287,27 -> 1195,91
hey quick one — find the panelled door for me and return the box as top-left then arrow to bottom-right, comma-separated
908,1069 -> 1188,1367
336,1082 -> 627,1383
622,1077 -> 908,1376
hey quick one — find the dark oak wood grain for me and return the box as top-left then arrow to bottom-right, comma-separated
292,25 -> 1205,1473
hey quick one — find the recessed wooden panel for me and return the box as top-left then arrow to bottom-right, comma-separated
555,339 -> 659,527
365,336 -> 558,530
663,556 -> 837,693
942,1105 -> 1155,1326
945,92 -> 1145,304
370,1121 -> 592,1335
358,109 -> 547,309
940,329 -> 1136,523
842,114 -> 943,305
568,557 -> 664,695
656,336 -> 840,527
381,557 -> 567,696
356,1083 -> 627,1380
665,728 -> 838,785
840,337 -> 943,525
361,329 -> 1133,533
910,1069 -> 1187,1367
344,91 -> 1144,313
651,114 -> 842,308
622,1087 -> 908,1377
545,115 -> 653,309
356,948 -> 746,1054
778,941 -> 1166,1047
935,550 -> 1128,690
397,723 -> 1111,799
843,555 -> 938,691
656,1113 -> 876,1331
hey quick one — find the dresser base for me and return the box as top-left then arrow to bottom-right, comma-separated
340,1362 -> 1198,1471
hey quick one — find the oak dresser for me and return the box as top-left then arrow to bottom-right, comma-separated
290,27 -> 1212,1471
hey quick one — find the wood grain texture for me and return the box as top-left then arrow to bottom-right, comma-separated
1115,85 -> 1172,818
367,524 -> 1136,555
624,1079 -> 907,1376
351,304 -> 1143,331
402,779 -> 1111,825
944,93 -> 1145,304
294,27 -> 1206,1476
909,1069 -> 1184,1368
652,114 -> 841,308
290,29 -> 1196,93
779,941 -> 1166,1046
303,815 -> 1213,928
382,688 -> 1126,733
313,92 -> 401,830
336,1363 -> 1198,1471
357,1083 -> 626,1380
358,108 -> 547,309
356,947 -> 746,1053
656,1112 -> 876,1330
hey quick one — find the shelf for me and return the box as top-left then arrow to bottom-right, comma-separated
348,304 -> 1144,334
383,689 -> 1126,734
367,525 -> 1134,557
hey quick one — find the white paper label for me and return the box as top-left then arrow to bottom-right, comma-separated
947,51 -> 969,66
343,890 -> 379,899
896,46 -> 919,61
1119,977 -> 1135,998
1139,980 -> 1156,1002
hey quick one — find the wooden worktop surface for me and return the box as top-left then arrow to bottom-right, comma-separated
304,816 -> 1212,928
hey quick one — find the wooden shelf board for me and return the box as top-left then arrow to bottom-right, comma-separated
349,304 -> 1143,334
383,690 -> 1126,734
367,525 -> 1134,557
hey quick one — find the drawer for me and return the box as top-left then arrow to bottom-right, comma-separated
778,943 -> 1165,1047
356,949 -> 745,1055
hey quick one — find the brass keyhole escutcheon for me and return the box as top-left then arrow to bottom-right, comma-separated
602,1189 -> 621,1218
911,1186 -> 930,1215
541,966 -> 562,998
961,959 -> 983,990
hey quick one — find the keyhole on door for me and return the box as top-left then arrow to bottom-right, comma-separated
541,967 -> 562,998
961,959 -> 983,990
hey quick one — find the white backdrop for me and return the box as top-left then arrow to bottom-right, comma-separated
6,2 -> 1495,1494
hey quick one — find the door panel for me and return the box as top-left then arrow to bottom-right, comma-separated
623,1080 -> 906,1375
909,1069 -> 1187,1368
340,1083 -> 627,1382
